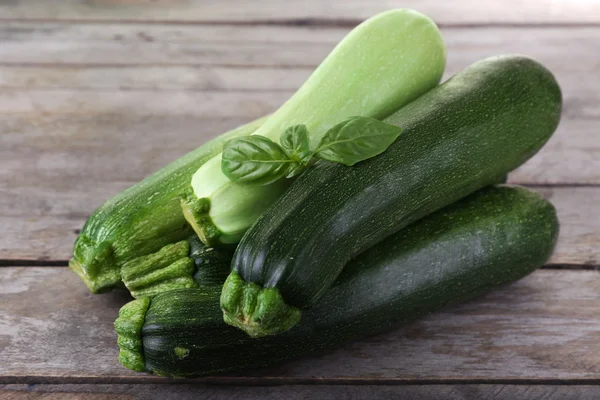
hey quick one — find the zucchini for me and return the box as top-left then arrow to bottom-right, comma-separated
120,236 -> 232,298
189,235 -> 233,286
115,185 -> 559,377
221,55 -> 562,337
70,116 -> 266,294
183,9 -> 446,246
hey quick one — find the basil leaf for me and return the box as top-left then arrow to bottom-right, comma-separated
280,124 -> 312,165
314,116 -> 402,166
221,136 -> 297,185
286,162 -> 306,179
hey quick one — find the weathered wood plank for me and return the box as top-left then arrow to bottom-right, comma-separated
0,26 -> 598,183
1,123 -> 597,261
0,0 -> 598,25
4,384 -> 600,400
0,26 -> 598,261
0,22 -> 343,48
1,389 -> 133,400
0,90 -> 288,117
0,115 -> 250,261
1,24 -> 599,74
0,105 -> 596,185
540,187 -> 600,266
0,66 -> 304,92
1,268 -> 599,382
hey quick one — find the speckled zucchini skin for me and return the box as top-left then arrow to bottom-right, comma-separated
222,55 -> 562,336
118,185 -> 559,377
189,235 -> 233,286
69,116 -> 266,294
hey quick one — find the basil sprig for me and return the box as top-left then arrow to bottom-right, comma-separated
220,136 -> 297,186
222,116 -> 402,185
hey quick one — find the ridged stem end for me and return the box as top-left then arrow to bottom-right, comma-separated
115,297 -> 151,372
121,240 -> 198,298
180,192 -> 224,247
70,236 -> 120,294
220,271 -> 301,338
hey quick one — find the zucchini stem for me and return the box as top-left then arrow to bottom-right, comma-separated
69,115 -> 267,294
184,170 -> 291,246
180,193 -> 222,246
118,236 -> 234,298
121,240 -> 198,298
69,235 -> 120,294
220,271 -> 301,338
115,297 -> 151,372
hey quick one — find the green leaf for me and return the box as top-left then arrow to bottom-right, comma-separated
285,163 -> 306,179
280,124 -> 312,165
314,116 -> 402,166
222,136 -> 298,185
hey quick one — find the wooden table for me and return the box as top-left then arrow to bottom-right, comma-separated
1,1 -> 599,399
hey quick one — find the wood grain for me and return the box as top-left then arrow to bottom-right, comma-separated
14,176 -> 596,265
0,0 -> 599,25
0,115 -> 250,261
0,66 -> 304,92
1,26 -> 598,182
536,187 -> 600,266
1,24 -> 599,72
4,384 -> 600,400
0,390 -> 133,400
0,24 -> 598,261
1,268 -> 600,383
0,0 -> 598,392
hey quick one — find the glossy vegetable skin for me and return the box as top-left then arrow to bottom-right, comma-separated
221,55 -> 562,337
116,186 -> 559,376
184,8 -> 446,246
69,116 -> 265,294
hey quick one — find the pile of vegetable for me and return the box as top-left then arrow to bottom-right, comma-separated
70,9 -> 562,378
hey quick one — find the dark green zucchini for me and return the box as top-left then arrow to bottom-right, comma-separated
189,236 -> 234,286
120,235 -> 232,298
220,55 -> 562,337
115,185 -> 559,376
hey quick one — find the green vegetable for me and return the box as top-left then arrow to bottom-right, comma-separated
116,185 -> 559,377
69,116 -> 265,294
120,236 -> 232,298
221,55 -> 562,337
116,297 -> 150,372
189,235 -> 233,286
120,240 -> 195,299
222,117 -> 403,185
184,9 -> 446,246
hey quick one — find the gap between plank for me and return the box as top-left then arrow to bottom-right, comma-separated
0,184 -> 597,269
4,376 -> 600,386
0,260 -> 69,267
544,264 -> 600,271
522,183 -> 600,188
